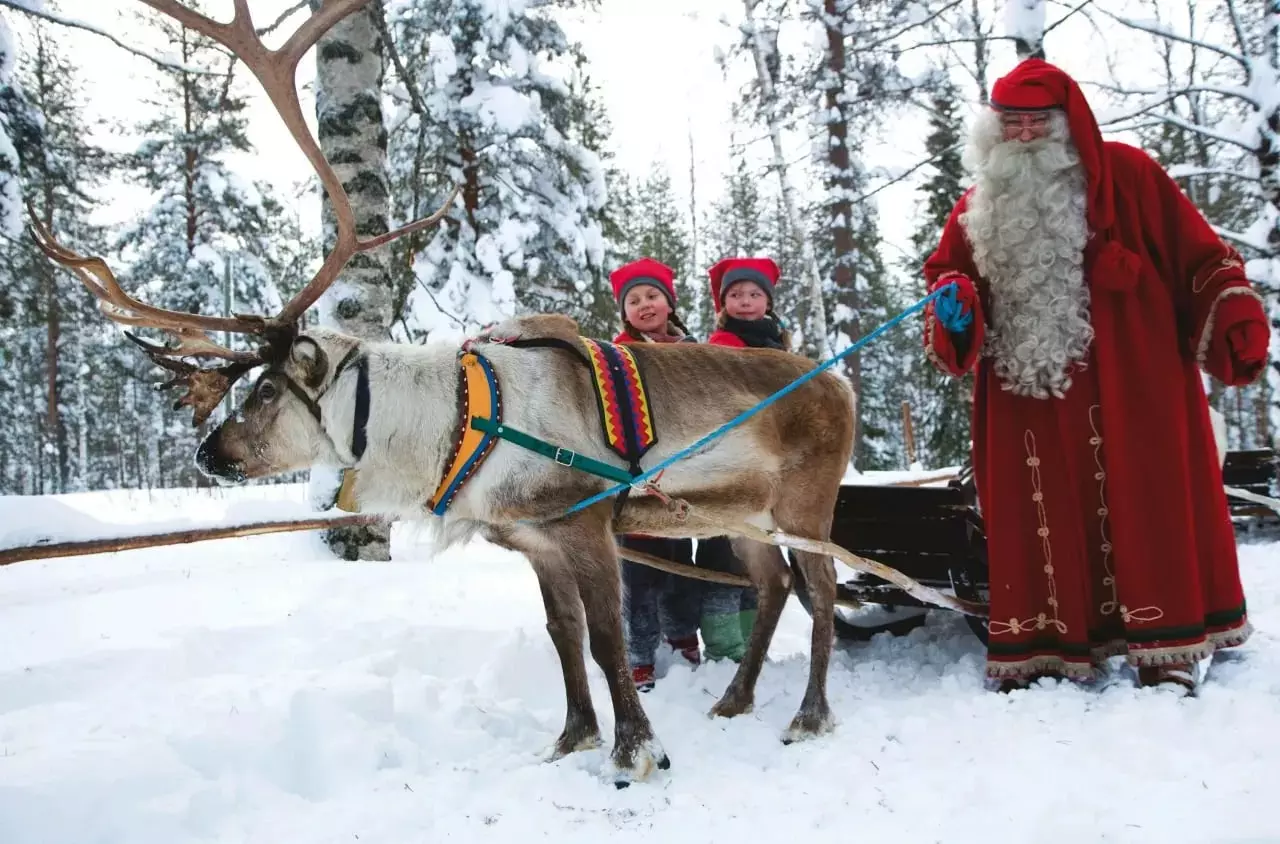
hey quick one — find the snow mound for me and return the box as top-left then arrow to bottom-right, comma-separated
0,486 -> 1278,841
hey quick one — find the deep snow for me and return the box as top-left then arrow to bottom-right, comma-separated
1,484 -> 1279,843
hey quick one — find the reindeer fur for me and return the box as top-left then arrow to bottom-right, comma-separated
197,313 -> 856,784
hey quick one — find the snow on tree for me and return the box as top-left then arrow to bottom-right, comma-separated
0,11 -> 28,237
384,0 -> 606,343
901,78 -> 973,470
113,6 -> 309,487
732,0 -> 831,360
703,144 -> 769,336
1003,0 -> 1046,60
1094,0 -> 1280,448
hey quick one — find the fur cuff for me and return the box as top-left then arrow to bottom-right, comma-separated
1194,285 -> 1267,367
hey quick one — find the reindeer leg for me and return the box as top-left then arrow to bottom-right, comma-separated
709,537 -> 791,719
772,480 -> 842,744
566,517 -> 669,787
780,547 -> 837,743
529,558 -> 602,760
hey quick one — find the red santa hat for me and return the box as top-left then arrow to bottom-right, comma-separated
708,257 -> 780,313
989,58 -> 1115,233
610,257 -> 678,316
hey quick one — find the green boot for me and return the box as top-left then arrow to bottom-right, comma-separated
738,608 -> 757,642
701,612 -> 747,662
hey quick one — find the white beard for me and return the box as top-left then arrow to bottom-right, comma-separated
958,109 -> 1093,400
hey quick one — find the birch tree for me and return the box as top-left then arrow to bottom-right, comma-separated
738,0 -> 830,358
311,1 -> 394,561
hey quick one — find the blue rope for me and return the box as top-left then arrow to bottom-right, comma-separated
552,282 -> 959,519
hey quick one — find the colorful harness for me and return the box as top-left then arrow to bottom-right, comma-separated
340,338 -> 661,517
428,352 -> 504,516
580,338 -> 658,481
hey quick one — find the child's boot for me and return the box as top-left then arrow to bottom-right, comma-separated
632,664 -> 656,692
701,612 -> 747,662
668,634 -> 702,666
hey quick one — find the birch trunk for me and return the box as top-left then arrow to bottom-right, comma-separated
310,2 -> 393,561
742,0 -> 830,359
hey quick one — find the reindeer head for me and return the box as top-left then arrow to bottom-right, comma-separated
30,0 -> 458,481
195,329 -> 363,483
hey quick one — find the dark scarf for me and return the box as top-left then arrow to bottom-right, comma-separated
722,315 -> 785,349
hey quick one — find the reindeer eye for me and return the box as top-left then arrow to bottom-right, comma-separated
258,380 -> 278,402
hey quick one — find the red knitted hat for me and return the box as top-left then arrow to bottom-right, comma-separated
989,58 -> 1114,233
708,257 -> 780,313
610,257 -> 678,315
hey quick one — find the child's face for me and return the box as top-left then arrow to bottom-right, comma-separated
723,283 -> 769,321
623,285 -> 672,334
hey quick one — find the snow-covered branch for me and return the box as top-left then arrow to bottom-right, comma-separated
894,34 -> 1015,56
0,0 -> 217,75
1097,6 -> 1248,68
255,0 -> 309,38
1167,165 -> 1262,183
856,141 -> 964,205
855,0 -> 966,53
1042,0 -> 1094,37
1096,94 -> 1258,154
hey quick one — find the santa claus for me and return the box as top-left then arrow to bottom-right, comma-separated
922,59 -> 1270,694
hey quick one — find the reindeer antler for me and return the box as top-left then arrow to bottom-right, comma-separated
29,0 -> 459,426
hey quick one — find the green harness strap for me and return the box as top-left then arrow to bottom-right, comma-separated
470,416 -> 637,485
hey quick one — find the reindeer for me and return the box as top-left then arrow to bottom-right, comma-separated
32,0 -> 856,787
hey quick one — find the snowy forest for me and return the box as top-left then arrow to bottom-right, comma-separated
1,0 -> 1278,497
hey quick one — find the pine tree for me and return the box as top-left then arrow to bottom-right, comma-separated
557,50 -> 624,339
703,149 -> 768,336
0,19 -> 122,494
901,79 -> 972,469
113,5 -> 305,487
386,0 -> 606,342
622,162 -> 696,329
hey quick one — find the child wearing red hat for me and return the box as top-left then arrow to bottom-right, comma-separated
687,256 -> 796,661
706,256 -> 791,350
611,256 -> 693,344
608,257 -> 703,690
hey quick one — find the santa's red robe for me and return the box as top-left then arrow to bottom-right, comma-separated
924,142 -> 1264,681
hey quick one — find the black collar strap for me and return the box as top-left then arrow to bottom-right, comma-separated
284,344 -> 369,463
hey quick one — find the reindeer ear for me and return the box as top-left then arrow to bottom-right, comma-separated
290,337 -> 329,389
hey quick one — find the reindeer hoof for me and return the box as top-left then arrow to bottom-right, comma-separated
709,693 -> 754,719
781,709 -> 835,744
606,738 -> 669,788
543,730 -> 602,762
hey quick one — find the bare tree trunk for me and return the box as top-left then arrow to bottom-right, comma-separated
41,200 -> 67,492
821,0 -> 863,464
742,0 -> 830,359
311,1 -> 393,561
688,124 -> 699,288
971,0 -> 990,102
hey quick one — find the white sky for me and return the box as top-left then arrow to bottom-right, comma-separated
19,0 -> 1158,284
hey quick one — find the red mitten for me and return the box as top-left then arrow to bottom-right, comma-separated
924,273 -> 983,376
926,273 -> 980,333
1206,294 -> 1269,384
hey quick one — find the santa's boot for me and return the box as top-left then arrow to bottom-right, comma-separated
1137,662 -> 1198,696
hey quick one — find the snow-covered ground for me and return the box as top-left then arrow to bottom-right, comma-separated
2,484 -> 1279,843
